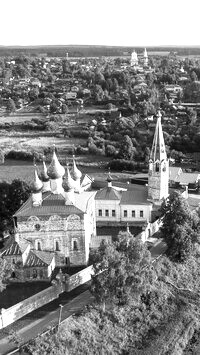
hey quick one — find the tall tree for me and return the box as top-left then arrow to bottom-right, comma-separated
160,191 -> 199,262
90,232 -> 154,309
118,135 -> 136,160
0,179 -> 30,236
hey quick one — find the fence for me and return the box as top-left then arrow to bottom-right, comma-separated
0,265 -> 94,330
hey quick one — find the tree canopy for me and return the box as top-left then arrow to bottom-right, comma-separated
160,191 -> 199,262
0,179 -> 30,236
90,232 -> 154,308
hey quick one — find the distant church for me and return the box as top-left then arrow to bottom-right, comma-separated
131,48 -> 148,67
2,112 -> 169,281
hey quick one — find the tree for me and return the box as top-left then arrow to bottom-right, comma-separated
7,98 -> 16,113
160,191 -> 199,262
90,233 -> 154,309
0,180 -> 30,236
0,257 -> 13,292
118,135 -> 136,160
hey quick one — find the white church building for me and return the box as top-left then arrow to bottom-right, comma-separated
2,111 -> 169,281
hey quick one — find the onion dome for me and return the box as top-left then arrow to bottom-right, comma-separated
62,164 -> 76,191
72,156 -> 82,180
31,166 -> 43,193
47,147 -> 65,179
40,160 -> 50,182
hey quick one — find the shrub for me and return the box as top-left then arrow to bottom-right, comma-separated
108,159 -> 137,171
5,150 -> 44,162
70,130 -> 89,139
76,146 -> 89,155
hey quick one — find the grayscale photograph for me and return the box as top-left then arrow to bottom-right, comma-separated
0,0 -> 200,354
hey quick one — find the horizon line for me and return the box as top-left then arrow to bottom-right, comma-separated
0,44 -> 199,48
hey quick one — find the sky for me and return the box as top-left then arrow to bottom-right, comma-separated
1,0 -> 200,47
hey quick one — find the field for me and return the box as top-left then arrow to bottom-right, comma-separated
0,159 -> 134,184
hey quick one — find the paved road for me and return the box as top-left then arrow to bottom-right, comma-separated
0,289 -> 94,355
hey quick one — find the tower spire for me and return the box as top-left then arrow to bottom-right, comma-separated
150,111 -> 167,162
148,111 -> 169,204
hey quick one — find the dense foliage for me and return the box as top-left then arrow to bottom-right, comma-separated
160,191 -> 200,262
0,179 -> 30,236
22,229 -> 200,354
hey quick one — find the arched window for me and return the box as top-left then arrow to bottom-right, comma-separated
37,242 -> 41,251
55,241 -> 60,251
73,240 -> 78,251
33,269 -> 37,278
155,162 -> 159,172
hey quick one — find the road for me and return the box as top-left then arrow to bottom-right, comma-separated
0,289 -> 94,355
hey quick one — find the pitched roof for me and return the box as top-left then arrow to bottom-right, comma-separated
176,173 -> 200,184
169,167 -> 182,181
120,185 -> 151,205
14,192 -> 84,218
2,240 -> 22,256
24,251 -> 54,267
95,187 -> 122,200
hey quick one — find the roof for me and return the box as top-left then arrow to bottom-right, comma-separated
120,185 -> 151,205
169,167 -> 182,181
95,186 -> 122,200
74,191 -> 96,212
176,173 -> 200,185
150,112 -> 167,162
14,192 -> 84,218
2,240 -> 22,256
24,251 -> 54,267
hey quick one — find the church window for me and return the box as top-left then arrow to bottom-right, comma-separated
112,210 -> 116,217
98,209 -> 102,217
155,162 -> 159,172
140,210 -> 144,218
39,269 -> 43,278
124,210 -> 127,217
105,210 -> 109,217
33,269 -> 37,278
73,240 -> 78,251
37,242 -> 41,251
35,224 -> 41,231
26,270 -> 30,278
55,241 -> 60,251
132,210 -> 135,218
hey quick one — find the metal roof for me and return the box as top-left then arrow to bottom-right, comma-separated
2,240 -> 22,256
176,173 -> 200,185
95,187 -> 122,201
24,251 -> 54,267
120,186 -> 151,205
14,192 -> 85,218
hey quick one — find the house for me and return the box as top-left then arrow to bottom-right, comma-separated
169,167 -> 200,192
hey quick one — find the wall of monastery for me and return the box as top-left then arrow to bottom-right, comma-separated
0,265 -> 94,330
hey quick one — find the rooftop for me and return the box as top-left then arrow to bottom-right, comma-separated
95,186 -> 122,200
24,251 -> 54,267
120,185 -> 151,205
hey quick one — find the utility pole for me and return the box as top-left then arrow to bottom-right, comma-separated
58,304 -> 63,328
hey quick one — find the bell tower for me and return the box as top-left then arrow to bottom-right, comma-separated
148,111 -> 169,204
